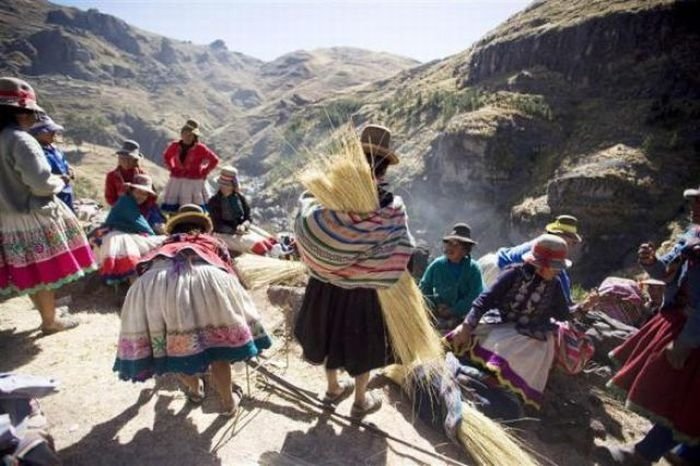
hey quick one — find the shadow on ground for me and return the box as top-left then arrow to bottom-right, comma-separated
0,327 -> 41,372
60,389 -> 228,466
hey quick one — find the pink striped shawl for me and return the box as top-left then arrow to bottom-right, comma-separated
294,193 -> 414,289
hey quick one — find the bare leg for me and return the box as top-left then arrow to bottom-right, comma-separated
30,289 -> 56,329
210,361 -> 234,411
326,368 -> 342,396
353,372 -> 370,406
177,373 -> 202,397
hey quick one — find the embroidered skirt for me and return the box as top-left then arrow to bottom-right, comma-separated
294,277 -> 394,376
0,201 -> 96,296
213,228 -> 276,256
114,258 -> 272,381
467,323 -> 555,409
93,230 -> 166,284
161,177 -> 212,213
608,310 -> 700,444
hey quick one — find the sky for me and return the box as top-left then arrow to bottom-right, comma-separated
53,0 -> 532,62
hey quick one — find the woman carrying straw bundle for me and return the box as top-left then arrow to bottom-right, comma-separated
294,124 -> 407,417
448,234 -> 573,409
294,126 -> 539,466
161,119 -> 219,213
0,77 -> 96,334
90,174 -> 166,285
208,165 -> 277,256
113,204 -> 272,415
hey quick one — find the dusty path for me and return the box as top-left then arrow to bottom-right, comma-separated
0,278 -> 663,466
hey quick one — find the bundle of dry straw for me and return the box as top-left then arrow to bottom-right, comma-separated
298,129 -> 538,466
234,253 -> 307,290
384,365 -> 538,466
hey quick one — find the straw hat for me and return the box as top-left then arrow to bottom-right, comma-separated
116,140 -> 143,160
218,165 -> 239,187
442,223 -> 477,245
523,234 -> 572,270
545,215 -> 582,243
123,174 -> 156,196
165,204 -> 213,234
181,119 -> 201,136
0,77 -> 43,112
29,114 -> 64,135
360,124 -> 399,165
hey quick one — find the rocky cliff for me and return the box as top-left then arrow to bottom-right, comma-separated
246,0 -> 700,285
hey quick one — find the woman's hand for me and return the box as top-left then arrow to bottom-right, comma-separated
638,242 -> 657,266
436,303 -> 453,318
665,340 -> 690,370
446,323 -> 473,350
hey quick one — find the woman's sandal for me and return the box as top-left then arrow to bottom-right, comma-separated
41,316 -> 80,335
221,384 -> 244,417
322,379 -> 355,405
183,378 -> 205,404
350,390 -> 383,417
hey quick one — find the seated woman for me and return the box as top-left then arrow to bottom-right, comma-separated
104,140 -> 147,207
448,234 -> 572,409
91,174 -> 166,284
113,204 -> 272,415
419,223 -> 484,332
207,165 -> 276,256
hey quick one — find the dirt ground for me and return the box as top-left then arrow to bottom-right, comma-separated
0,276 -> 668,466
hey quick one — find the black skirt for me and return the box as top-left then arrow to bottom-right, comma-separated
294,277 -> 395,376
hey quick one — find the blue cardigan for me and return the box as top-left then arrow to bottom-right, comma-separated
419,255 -> 485,318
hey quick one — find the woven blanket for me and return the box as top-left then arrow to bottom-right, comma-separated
294,193 -> 413,289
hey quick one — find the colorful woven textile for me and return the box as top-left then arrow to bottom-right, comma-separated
294,193 -> 413,289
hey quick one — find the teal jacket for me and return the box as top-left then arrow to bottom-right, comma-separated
419,255 -> 485,318
104,194 -> 155,236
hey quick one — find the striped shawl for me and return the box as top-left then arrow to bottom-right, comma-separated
294,193 -> 414,289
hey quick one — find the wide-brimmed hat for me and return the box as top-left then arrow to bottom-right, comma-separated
115,139 -> 143,159
165,204 -> 213,234
545,214 -> 582,243
523,234 -> 572,270
442,223 -> 477,245
181,119 -> 201,136
360,124 -> 399,165
0,77 -> 44,112
683,185 -> 700,199
123,174 -> 156,196
218,165 -> 238,187
29,114 -> 64,135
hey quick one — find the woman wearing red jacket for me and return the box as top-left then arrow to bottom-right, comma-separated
161,119 -> 219,213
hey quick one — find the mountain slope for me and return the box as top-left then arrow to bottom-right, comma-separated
0,0 -> 417,159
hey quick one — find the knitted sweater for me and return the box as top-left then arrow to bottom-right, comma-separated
0,126 -> 64,214
162,141 -> 219,179
419,256 -> 484,318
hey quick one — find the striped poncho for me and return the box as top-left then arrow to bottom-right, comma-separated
294,193 -> 414,289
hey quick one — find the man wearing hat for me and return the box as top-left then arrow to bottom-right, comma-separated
161,118 -> 220,213
29,114 -> 75,211
104,139 -> 146,206
600,187 -> 700,465
419,223 -> 484,332
492,214 -> 582,303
